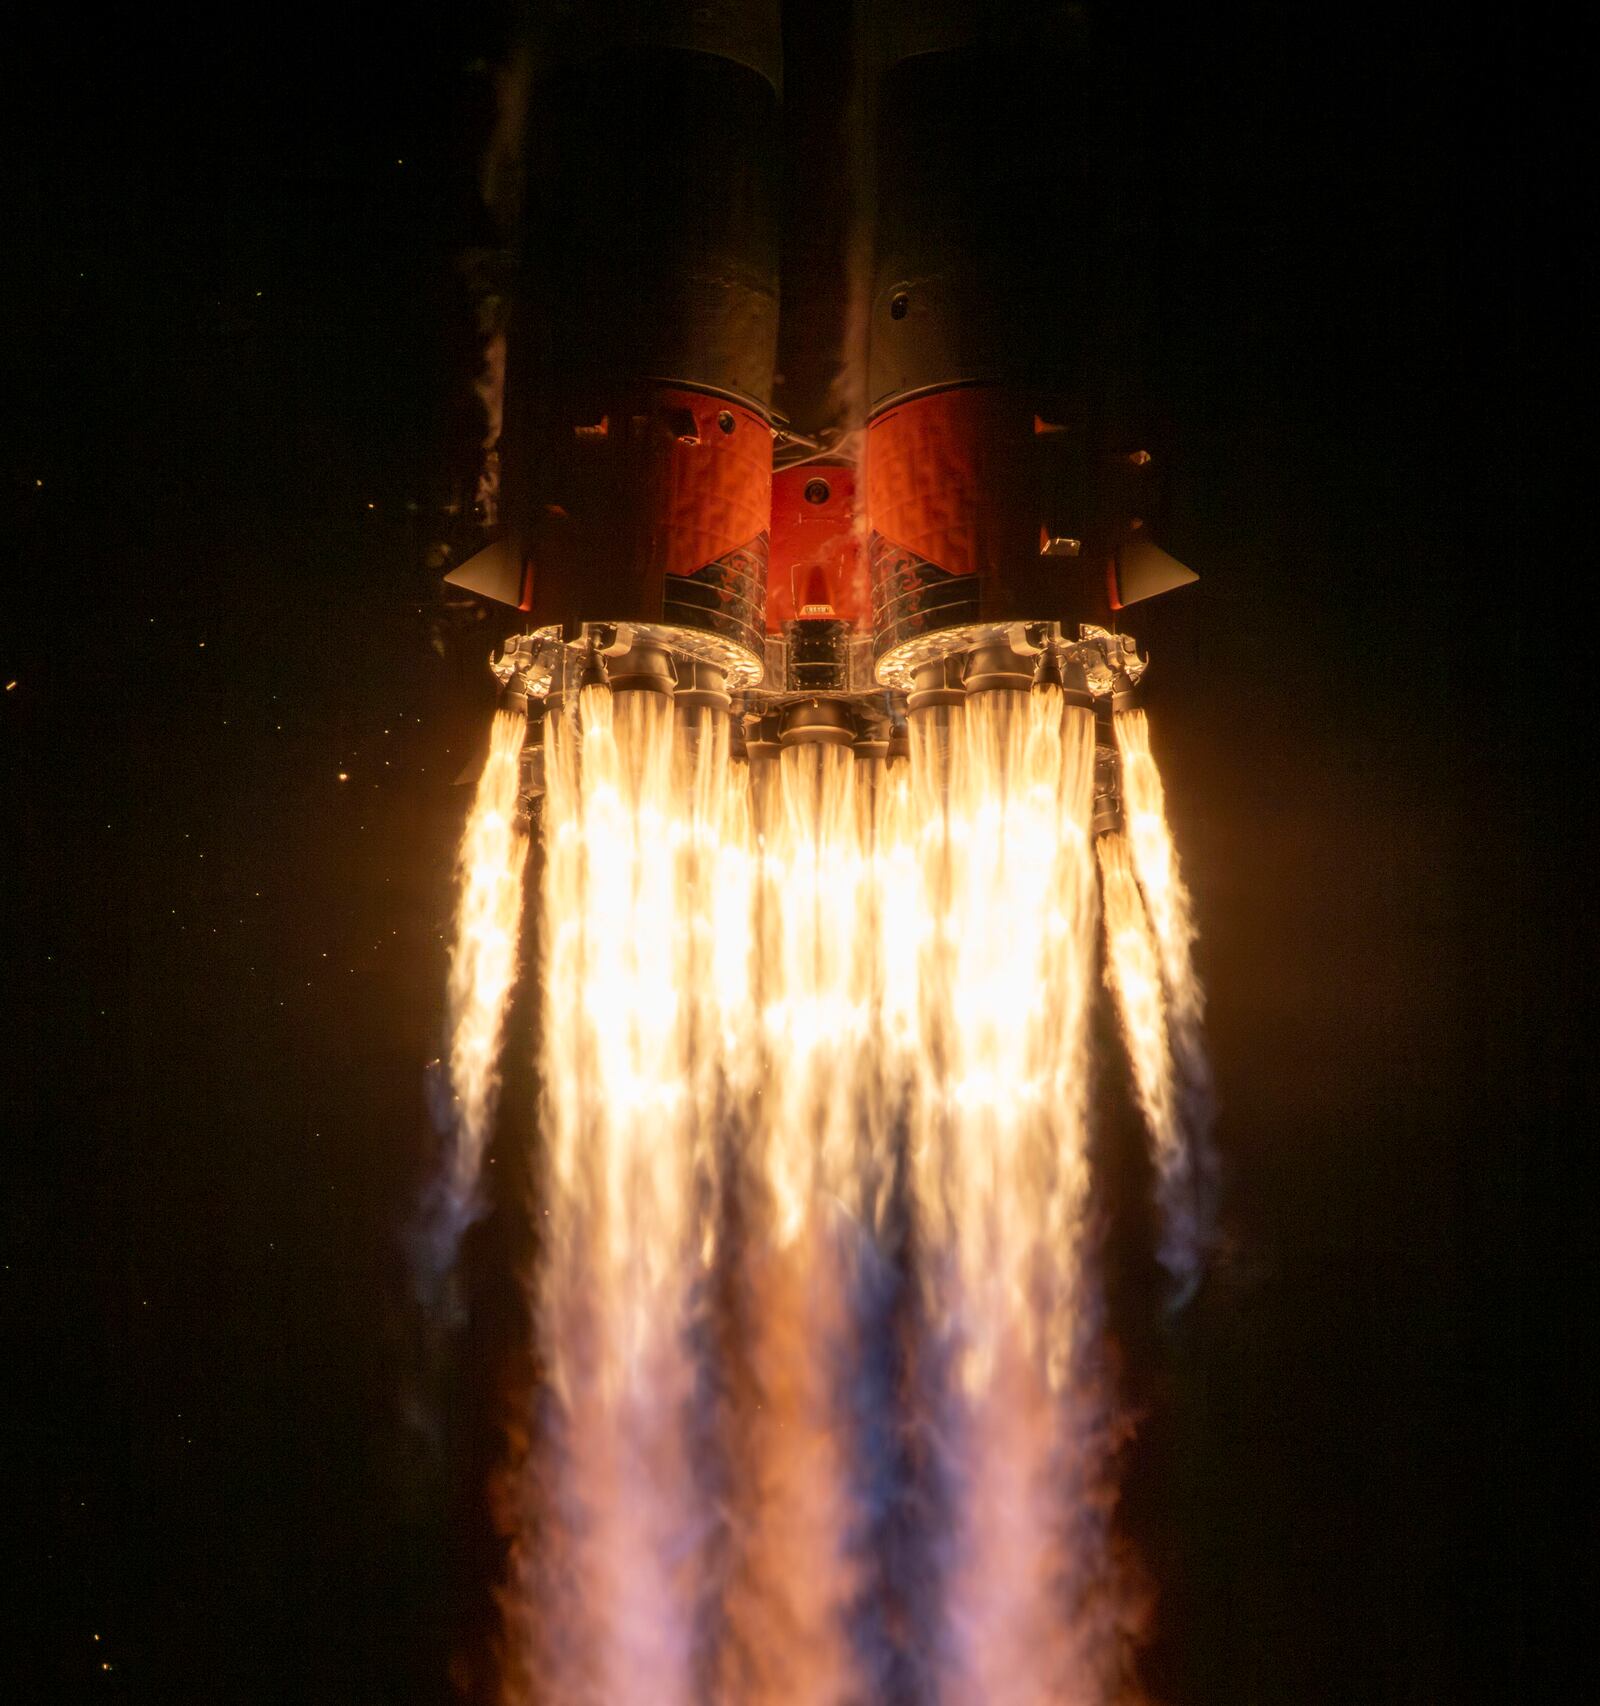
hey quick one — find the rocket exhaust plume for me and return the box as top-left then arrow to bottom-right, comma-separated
525,683 -> 714,1706
1097,830 -> 1194,1289
1114,708 -> 1218,1293
907,688 -> 1124,1703
413,706 -> 528,1295
715,737 -> 873,1706
458,661 -> 1189,1702
1116,711 -> 1203,1050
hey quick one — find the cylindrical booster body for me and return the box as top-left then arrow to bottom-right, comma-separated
506,1 -> 783,683
863,5 -> 1150,684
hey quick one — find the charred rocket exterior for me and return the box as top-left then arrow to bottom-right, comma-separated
446,0 -> 1198,817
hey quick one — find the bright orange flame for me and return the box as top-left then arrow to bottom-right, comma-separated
542,686 -> 696,1390
1097,831 -> 1181,1175
755,741 -> 873,1236
906,688 -> 1106,1701
447,707 -> 528,1172
519,680 -> 1151,1705
533,687 -> 757,1706
909,689 -> 1098,1390
1112,705 -> 1214,1288
1115,708 -> 1203,1036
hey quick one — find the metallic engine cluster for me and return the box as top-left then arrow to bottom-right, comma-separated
489,620 -> 1145,836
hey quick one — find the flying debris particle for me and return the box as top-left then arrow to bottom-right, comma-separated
5,680 -> 16,692
338,772 -> 349,782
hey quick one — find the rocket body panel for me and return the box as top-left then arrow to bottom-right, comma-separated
517,385 -> 772,668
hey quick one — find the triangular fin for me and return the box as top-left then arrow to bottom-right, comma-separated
1113,536 -> 1199,608
443,539 -> 527,609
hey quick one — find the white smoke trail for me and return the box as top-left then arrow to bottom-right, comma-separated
1114,707 -> 1217,1291
414,706 -> 528,1293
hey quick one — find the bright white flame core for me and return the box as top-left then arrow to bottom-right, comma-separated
535,686 -> 734,1706
905,689 -> 1106,1704
907,690 -> 1099,1394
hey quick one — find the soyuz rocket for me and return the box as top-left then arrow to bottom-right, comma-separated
446,0 -> 1198,813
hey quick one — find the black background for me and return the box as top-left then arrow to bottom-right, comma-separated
3,3 -> 1578,1703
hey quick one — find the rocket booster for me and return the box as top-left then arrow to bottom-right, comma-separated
448,0 -> 1197,760
864,6 -> 1197,689
450,0 -> 783,685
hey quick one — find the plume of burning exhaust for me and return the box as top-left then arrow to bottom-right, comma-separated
1097,831 -> 1198,1286
526,685 -> 713,1706
1113,708 -> 1217,1292
413,707 -> 528,1294
909,689 -> 1124,1703
482,678 -> 1170,1698
1114,710 -> 1200,1044
714,738 -> 874,1706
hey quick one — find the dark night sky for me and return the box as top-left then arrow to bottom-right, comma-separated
2,4 -> 1580,1704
